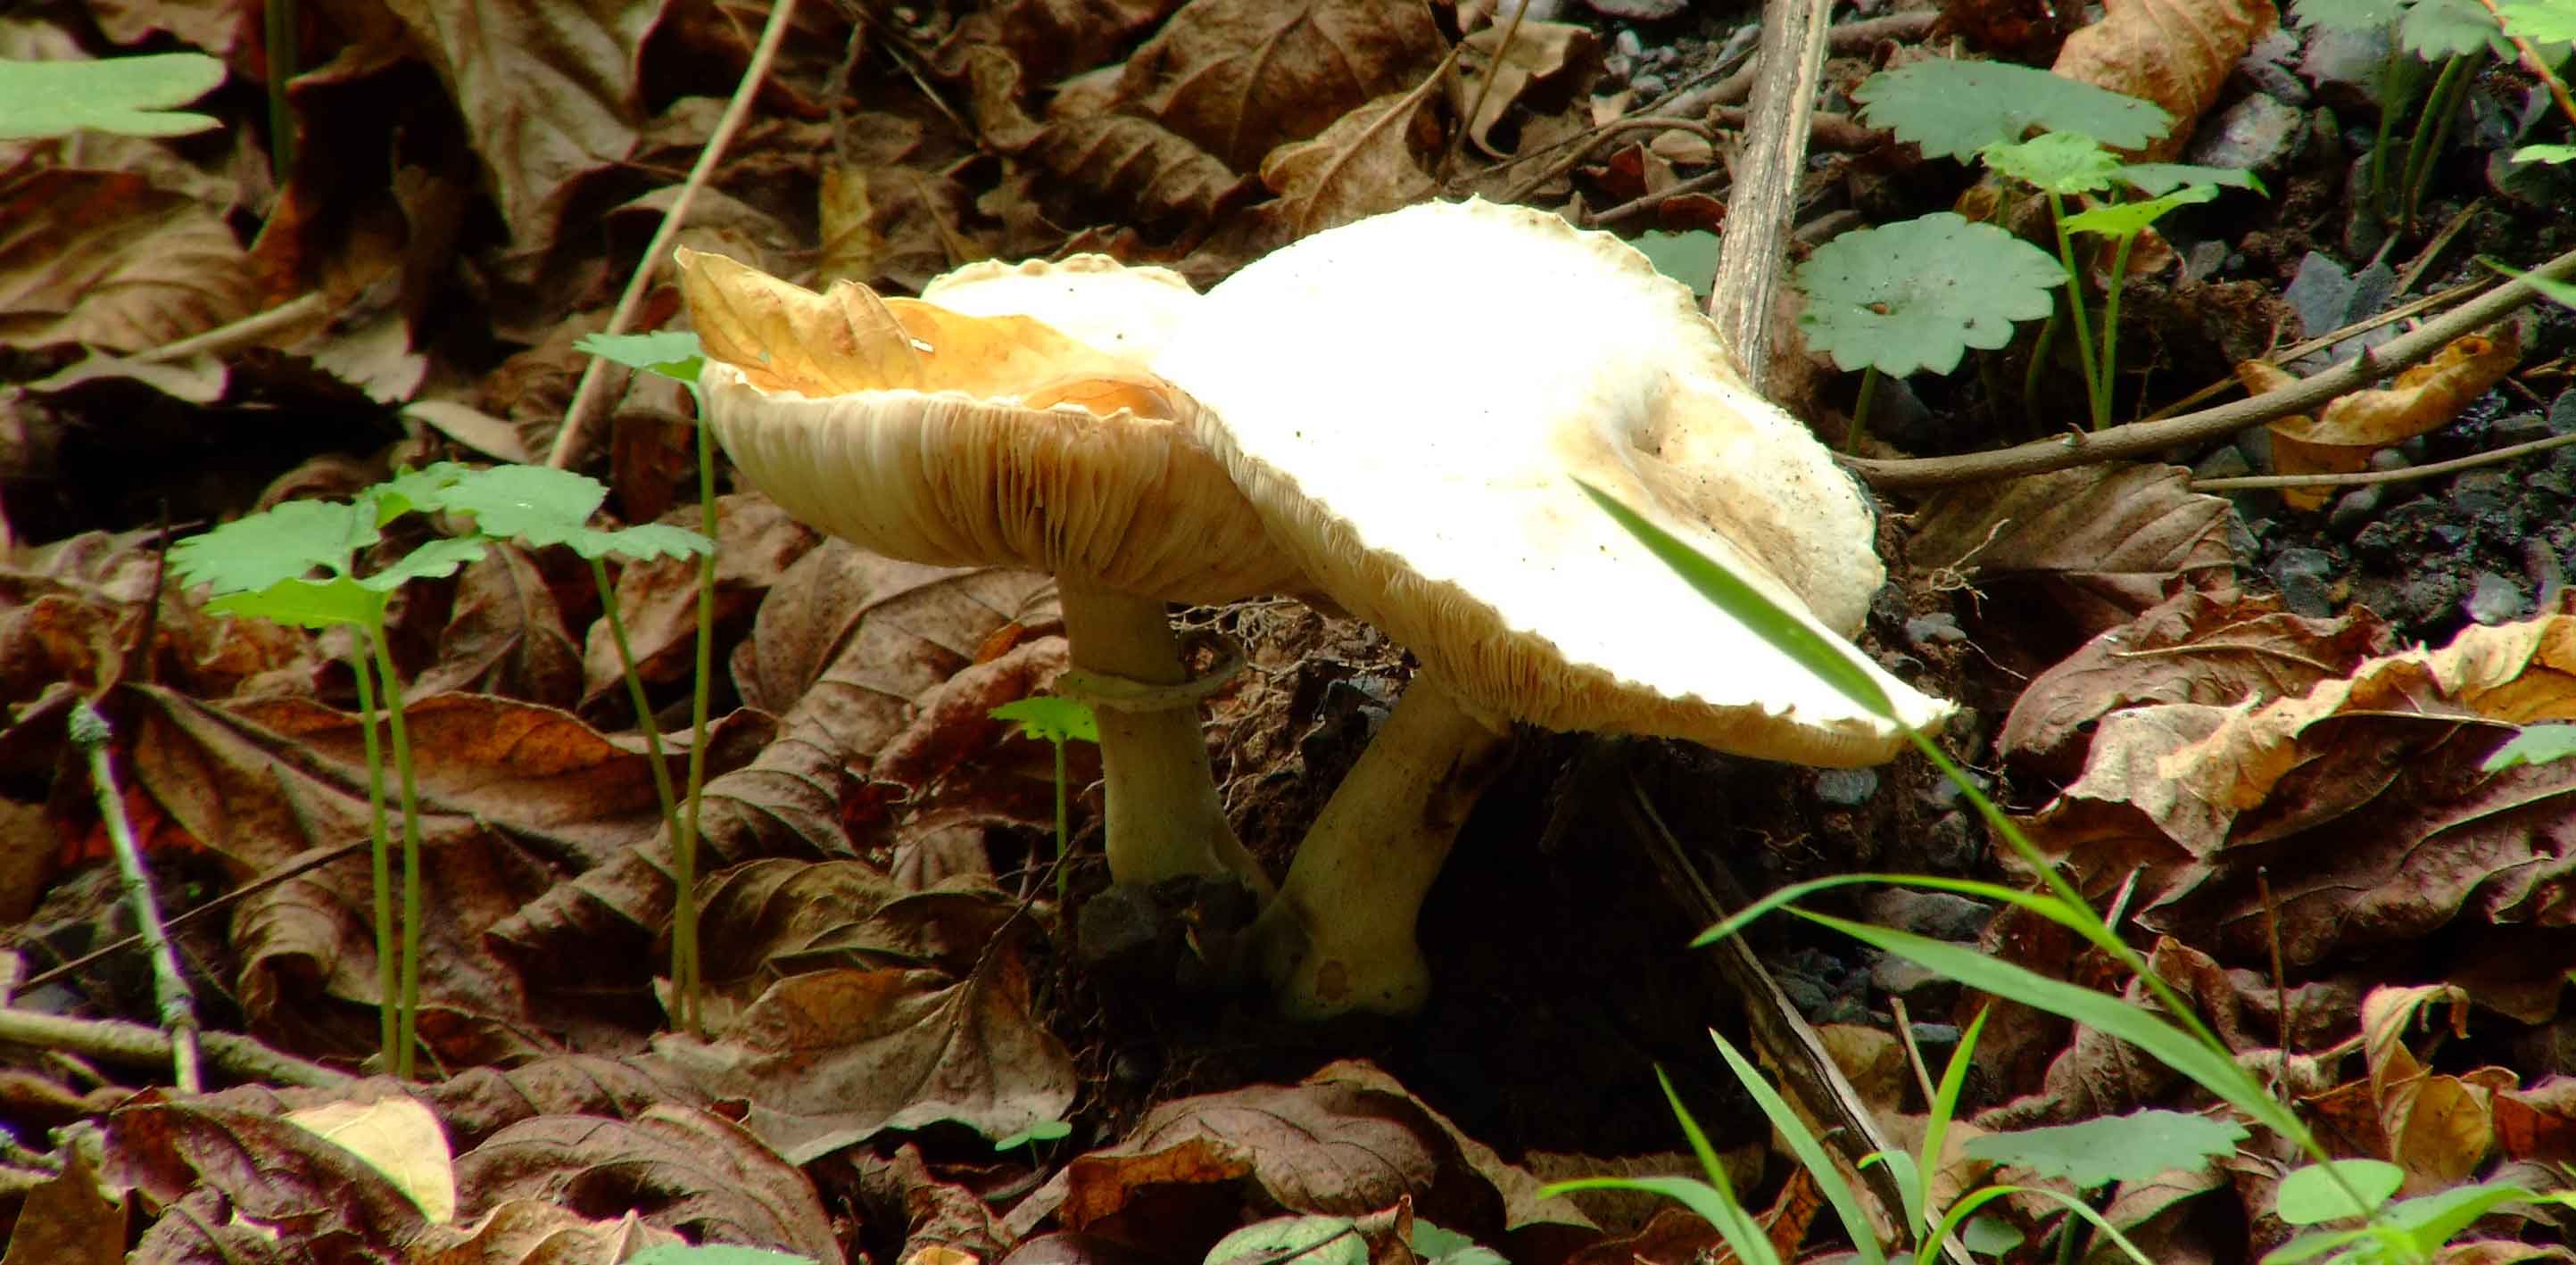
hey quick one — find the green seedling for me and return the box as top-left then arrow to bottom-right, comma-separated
169,463 -> 709,1077
1851,59 -> 2168,161
1544,1067 -> 1786,1265
1206,1216 -> 1365,1265
990,695 -> 1100,905
0,54 -> 225,140
1410,1220 -> 1507,1265
1633,229 -> 1723,302
574,329 -> 719,1036
2480,720 -> 2576,769
1794,213 -> 2064,450
1984,132 -> 2258,428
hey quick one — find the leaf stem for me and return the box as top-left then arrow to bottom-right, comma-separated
592,555 -> 683,847
2403,54 -> 2473,228
368,622 -> 427,1079
1849,365 -> 1880,453
350,643 -> 396,1069
2046,192 -> 2106,429
2096,232 -> 2138,429
674,389 -> 722,1038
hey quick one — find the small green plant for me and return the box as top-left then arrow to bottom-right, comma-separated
1567,479 -> 2549,1262
170,463 -> 709,1076
989,695 -> 1100,905
1806,63 -> 2264,440
575,329 -> 721,1036
2479,720 -> 2576,769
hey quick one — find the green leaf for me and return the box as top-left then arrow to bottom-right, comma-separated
361,537 -> 491,591
369,462 -> 475,525
1982,133 -> 2124,194
2292,0 -> 2409,31
2514,143 -> 2576,164
1963,1110 -> 2248,1189
0,54 -> 226,140
1632,230 -> 1723,300
990,696 -> 1100,744
1710,1029 -> 1888,1265
1205,1216 -> 1364,1265
2116,162 -> 2268,194
577,522 -> 717,562
406,464 -> 609,546
991,1119 -> 1072,1150
2260,1226 -> 2377,1264
1578,483 -> 1893,719
2060,186 -> 2222,239
1412,1222 -> 1507,1265
2382,1178 -> 2539,1251
169,500 -> 376,595
576,330 -> 707,384
1794,212 -> 2064,377
1791,911 -> 2306,1144
207,576 -> 386,631
2497,0 -> 2576,40
2274,1160 -> 2406,1224
1544,1178 -> 1780,1265
2483,722 -> 2576,771
1853,62 -> 2170,160
2399,0 -> 2505,56
1962,1214 -> 2025,1255
2481,255 -> 2576,310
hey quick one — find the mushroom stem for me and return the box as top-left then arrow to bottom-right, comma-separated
1053,579 -> 1272,898
1258,675 -> 1508,1019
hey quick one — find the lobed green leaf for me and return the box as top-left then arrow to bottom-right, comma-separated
1853,62 -> 2169,160
2060,185 -> 2222,238
0,54 -> 225,140
1963,1110 -> 2248,1189
1983,133 -> 2124,194
577,330 -> 708,384
169,500 -> 376,596
1794,213 -> 2064,377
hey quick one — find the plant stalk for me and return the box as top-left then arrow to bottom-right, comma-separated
592,555 -> 683,847
1849,365 -> 1880,453
350,645 -> 396,1069
367,624 -> 427,1079
673,390 -> 723,1038
2046,192 -> 2106,429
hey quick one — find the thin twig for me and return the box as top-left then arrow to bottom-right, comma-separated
135,292 -> 327,365
1845,243 -> 2576,488
544,0 -> 801,470
69,702 -> 202,1094
2137,278 -> 2485,423
2191,429 -> 2576,491
1709,0 -> 1834,391
0,1006 -> 352,1090
2470,0 -> 2576,129
1495,116 -> 1719,204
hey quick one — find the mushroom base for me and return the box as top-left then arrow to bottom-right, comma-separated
1256,676 -> 1508,1019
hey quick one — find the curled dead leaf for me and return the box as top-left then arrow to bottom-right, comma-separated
2051,0 -> 2279,157
2250,324 -> 2526,510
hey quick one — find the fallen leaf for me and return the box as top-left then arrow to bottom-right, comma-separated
1457,21 -> 1595,157
1909,462 -> 2235,658
2052,0 -> 2280,157
1999,588 -> 2395,774
1113,0 -> 1451,173
414,542 -> 584,708
2,1143 -> 122,1265
408,1198 -> 684,1264
0,168 -> 258,352
1255,72 -> 1448,242
449,1104 -> 839,1261
653,947 -> 1077,1163
2251,326 -> 2527,510
579,493 -> 817,706
2360,986 -> 2505,1190
105,1097 -> 434,1256
285,1095 -> 459,1225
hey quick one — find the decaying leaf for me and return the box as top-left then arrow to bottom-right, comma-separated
653,947 -> 1078,1163
1457,20 -> 1595,156
2357,985 -> 2506,1190
1113,0 -> 1451,173
0,168 -> 258,352
2020,610 -> 2576,975
1909,462 -> 2235,657
1255,73 -> 1447,241
2249,325 -> 2526,510
1999,588 -> 2396,773
105,1098 -> 435,1256
2052,0 -> 2281,157
449,1104 -> 840,1260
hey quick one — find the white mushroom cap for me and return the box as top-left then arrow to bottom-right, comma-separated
1155,198 -> 1951,765
680,248 -> 1301,604
920,256 -> 1200,368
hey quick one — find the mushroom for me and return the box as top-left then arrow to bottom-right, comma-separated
1152,198 -> 1956,1018
675,248 -> 1297,899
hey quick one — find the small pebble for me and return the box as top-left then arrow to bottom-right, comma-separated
2368,447 -> 2413,472
1815,767 -> 1879,806
1613,28 -> 1644,58
2195,445 -> 2253,482
2466,570 -> 2530,625
2284,253 -> 2356,342
1870,954 -> 1951,998
2452,470 -> 2514,517
2269,547 -> 2338,616
2329,484 -> 2385,534
2495,411 -> 2551,444
1859,889 -> 1997,940
2190,93 -> 2302,173
2525,539 -> 2568,608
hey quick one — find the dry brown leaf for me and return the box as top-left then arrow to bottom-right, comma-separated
2021,611 -> 2576,975
654,948 -> 1077,1164
579,494 -> 816,705
382,0 -> 654,258
2362,986 -> 2502,1190
692,859 -> 1020,996
1458,21 -> 1595,156
410,1198 -> 685,1264
1256,73 -> 1447,241
953,44 -> 1254,232
105,1097 -> 435,1257
2253,326 -> 2526,509
414,542 -> 584,707
0,169 -> 259,352
1112,0 -> 1449,173
1908,462 -> 2235,659
450,1104 -> 839,1261
1999,588 -> 2395,774
2051,0 -> 2279,157
3,1144 -> 122,1265
127,684 -> 674,1061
